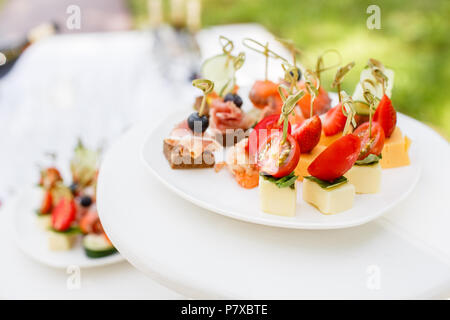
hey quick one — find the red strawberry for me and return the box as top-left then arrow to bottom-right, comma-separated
374,94 -> 397,138
51,198 -> 76,231
323,103 -> 347,136
292,115 -> 322,153
39,190 -> 53,214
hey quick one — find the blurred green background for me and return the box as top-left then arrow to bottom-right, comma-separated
129,0 -> 450,139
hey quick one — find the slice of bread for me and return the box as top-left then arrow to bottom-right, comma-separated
163,140 -> 215,169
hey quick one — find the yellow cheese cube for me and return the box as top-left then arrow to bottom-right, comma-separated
295,145 -> 326,181
302,179 -> 355,214
345,163 -> 382,194
380,127 -> 411,169
318,131 -> 343,147
36,214 -> 52,231
259,176 -> 297,217
48,230 -> 78,251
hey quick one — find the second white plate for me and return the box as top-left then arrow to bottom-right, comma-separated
12,187 -> 124,268
141,113 -> 421,230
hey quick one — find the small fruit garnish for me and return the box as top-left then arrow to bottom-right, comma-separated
224,93 -> 243,108
51,197 -> 77,232
247,114 -> 291,160
39,190 -> 53,214
290,67 -> 302,81
248,80 -> 279,109
257,131 -> 300,178
374,94 -> 397,138
308,134 -> 361,181
292,115 -> 322,154
353,122 -> 385,160
187,112 -> 209,133
323,103 -> 347,136
80,195 -> 93,208
257,89 -> 304,178
189,79 -> 214,133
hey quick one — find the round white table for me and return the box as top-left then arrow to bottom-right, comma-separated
97,114 -> 450,299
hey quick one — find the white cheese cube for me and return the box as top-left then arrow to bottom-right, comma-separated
302,179 -> 355,214
259,176 -> 297,217
344,163 -> 382,194
36,214 -> 52,231
48,231 -> 78,251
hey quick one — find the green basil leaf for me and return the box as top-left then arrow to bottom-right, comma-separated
261,171 -> 298,189
355,153 -> 382,166
304,176 -> 348,189
48,226 -> 82,235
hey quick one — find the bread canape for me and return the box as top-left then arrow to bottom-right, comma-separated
257,89 -> 304,217
163,79 -> 222,169
199,36 -> 255,147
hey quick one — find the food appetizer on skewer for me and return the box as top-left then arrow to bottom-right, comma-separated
303,101 -> 361,214
344,81 -> 385,194
35,141 -> 117,257
292,70 -> 325,180
243,38 -> 285,119
201,36 -> 255,146
258,88 -> 304,217
296,50 -> 341,119
320,61 -> 356,146
164,79 -> 222,169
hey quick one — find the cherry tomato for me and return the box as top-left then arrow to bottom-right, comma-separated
353,122 -> 385,160
247,114 -> 291,160
257,131 -> 300,178
51,198 -> 76,231
308,134 -> 361,181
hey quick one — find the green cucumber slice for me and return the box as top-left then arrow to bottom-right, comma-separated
353,101 -> 370,116
201,54 -> 236,96
83,234 -> 117,259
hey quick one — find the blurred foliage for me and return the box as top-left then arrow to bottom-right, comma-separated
130,0 -> 449,138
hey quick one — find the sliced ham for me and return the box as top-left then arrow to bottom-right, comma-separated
209,99 -> 253,133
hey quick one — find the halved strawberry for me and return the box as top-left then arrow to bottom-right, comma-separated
39,190 -> 53,214
51,198 -> 76,231
374,94 -> 397,138
292,115 -> 322,153
323,103 -> 347,136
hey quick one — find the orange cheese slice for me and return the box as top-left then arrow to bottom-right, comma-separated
295,145 -> 327,181
318,131 -> 343,147
380,127 -> 411,169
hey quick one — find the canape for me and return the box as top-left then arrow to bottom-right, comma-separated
256,90 -> 303,217
303,134 -> 360,214
345,121 -> 385,194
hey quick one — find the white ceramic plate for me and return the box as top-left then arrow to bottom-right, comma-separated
12,187 -> 124,268
141,111 -> 421,230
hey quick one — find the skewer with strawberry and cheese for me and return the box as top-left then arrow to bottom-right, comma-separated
292,70 -> 325,181
320,62 -> 356,147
